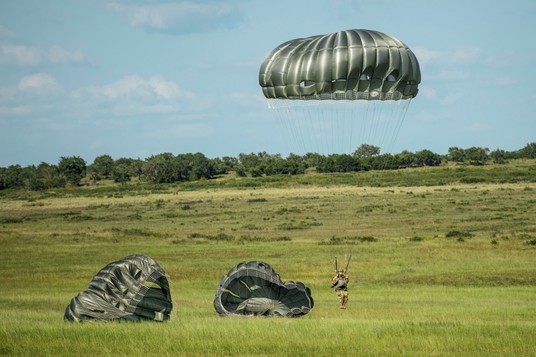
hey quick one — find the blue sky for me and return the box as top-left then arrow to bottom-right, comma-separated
1,0 -> 535,167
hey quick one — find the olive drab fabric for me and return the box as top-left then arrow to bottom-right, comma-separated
214,261 -> 314,317
259,29 -> 420,101
64,254 -> 172,322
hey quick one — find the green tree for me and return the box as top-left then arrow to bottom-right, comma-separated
183,152 -> 216,180
464,147 -> 489,165
302,152 -> 324,169
113,158 -> 140,182
58,156 -> 87,186
366,154 -> 400,170
2,165 -> 25,189
395,150 -> 416,168
28,162 -> 65,190
111,162 -> 131,184
489,149 -> 507,164
353,144 -> 381,158
520,142 -> 536,159
90,154 -> 115,180
414,149 -> 442,167
214,156 -> 239,174
142,153 -> 176,184
317,154 -> 359,173
448,147 -> 465,162
238,153 -> 266,176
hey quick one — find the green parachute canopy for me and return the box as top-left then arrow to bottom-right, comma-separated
213,261 -> 314,317
64,254 -> 172,322
258,29 -> 421,155
259,29 -> 420,101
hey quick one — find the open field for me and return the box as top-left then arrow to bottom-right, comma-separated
1,162 -> 536,356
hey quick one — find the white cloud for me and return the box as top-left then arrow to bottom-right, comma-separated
72,75 -> 196,116
0,25 -> 15,39
412,46 -> 441,65
48,46 -> 86,64
439,93 -> 461,106
413,46 -> 481,66
145,123 -> 215,139
18,73 -> 61,95
419,86 -> 437,101
469,122 -> 491,133
0,86 -> 17,101
74,75 -> 190,101
427,70 -> 471,81
0,105 -> 30,116
0,44 -> 41,66
450,47 -> 481,65
0,43 -> 87,66
494,75 -> 517,86
149,75 -> 182,100
417,85 -> 461,106
106,1 -> 241,34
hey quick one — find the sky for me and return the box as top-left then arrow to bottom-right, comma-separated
1,0 -> 535,167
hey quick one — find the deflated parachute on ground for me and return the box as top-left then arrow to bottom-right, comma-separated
64,254 -> 172,322
259,29 -> 420,101
213,261 -> 313,317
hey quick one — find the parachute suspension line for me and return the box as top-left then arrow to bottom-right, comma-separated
347,103 -> 356,154
269,97 -> 413,157
240,279 -> 253,292
314,104 -> 329,152
297,103 -> 310,154
376,103 -> 389,150
222,288 -> 240,298
329,102 -> 338,154
363,101 -> 373,148
388,99 -> 412,153
269,99 -> 305,155
295,104 -> 311,154
332,103 -> 340,154
370,101 -> 383,147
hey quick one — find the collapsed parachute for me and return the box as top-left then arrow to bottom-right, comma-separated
259,29 -> 421,154
213,261 -> 314,317
64,254 -> 173,322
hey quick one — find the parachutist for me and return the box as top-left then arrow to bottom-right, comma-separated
331,269 -> 349,309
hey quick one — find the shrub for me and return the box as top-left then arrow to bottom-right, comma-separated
446,230 -> 473,239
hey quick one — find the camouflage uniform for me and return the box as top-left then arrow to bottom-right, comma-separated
331,270 -> 349,309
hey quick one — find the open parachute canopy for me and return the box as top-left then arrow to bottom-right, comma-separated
64,254 -> 172,322
213,261 -> 314,317
258,29 -> 421,155
259,29 -> 420,101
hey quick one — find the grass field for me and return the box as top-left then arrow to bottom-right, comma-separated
1,162 -> 535,356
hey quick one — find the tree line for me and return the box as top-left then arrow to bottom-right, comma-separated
1,143 -> 535,191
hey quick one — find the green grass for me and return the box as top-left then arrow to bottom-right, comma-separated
1,161 -> 535,356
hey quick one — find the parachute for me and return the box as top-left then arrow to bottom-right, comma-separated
259,29 -> 421,155
213,261 -> 314,317
64,254 -> 173,322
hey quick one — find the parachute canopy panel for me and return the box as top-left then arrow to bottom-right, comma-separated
64,254 -> 173,322
259,29 -> 420,101
214,261 -> 314,317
